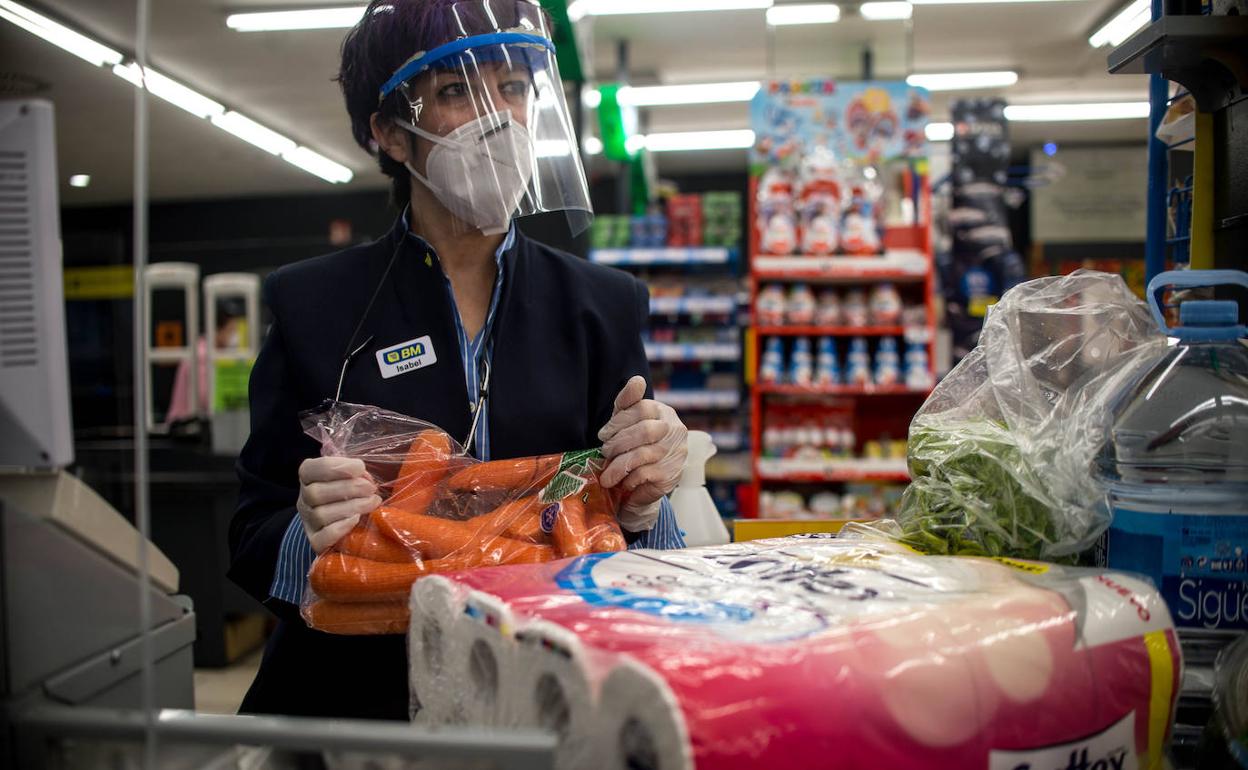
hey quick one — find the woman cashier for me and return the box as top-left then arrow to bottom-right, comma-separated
228,0 -> 689,720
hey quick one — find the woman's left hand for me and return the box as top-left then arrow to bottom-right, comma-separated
598,375 -> 688,532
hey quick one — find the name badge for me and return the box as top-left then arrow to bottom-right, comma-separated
376,335 -> 437,379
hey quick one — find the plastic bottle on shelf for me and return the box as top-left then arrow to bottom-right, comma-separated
757,284 -> 787,326
874,337 -> 901,386
815,336 -> 840,386
790,337 -> 814,386
760,336 -> 785,384
846,336 -> 872,386
786,283 -> 816,325
840,425 -> 857,458
869,283 -> 902,326
904,342 -> 934,390
763,421 -> 784,458
842,289 -> 869,328
815,288 -> 842,326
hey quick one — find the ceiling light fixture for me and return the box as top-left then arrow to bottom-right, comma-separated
0,0 -> 123,67
617,81 -> 761,107
925,122 -> 954,141
766,3 -> 841,24
0,1 -> 353,184
905,71 -> 1018,91
583,136 -> 604,155
859,2 -> 914,19
225,6 -> 366,32
1003,101 -> 1149,121
112,63 -> 226,119
909,0 -> 1082,4
1088,0 -> 1150,48
643,129 -> 756,152
569,0 -> 773,18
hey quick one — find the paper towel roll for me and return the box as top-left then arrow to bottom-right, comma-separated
445,589 -> 522,728
408,576 -> 467,725
508,619 -> 617,768
595,658 -> 692,770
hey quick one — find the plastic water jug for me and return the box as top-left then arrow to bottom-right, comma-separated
1097,270 -> 1248,654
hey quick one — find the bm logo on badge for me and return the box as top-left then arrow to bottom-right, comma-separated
375,335 -> 437,379
384,342 -> 425,364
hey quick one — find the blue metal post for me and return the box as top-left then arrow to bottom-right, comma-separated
1143,0 -> 1168,282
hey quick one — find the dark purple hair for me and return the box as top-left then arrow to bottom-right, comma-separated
336,0 -> 550,206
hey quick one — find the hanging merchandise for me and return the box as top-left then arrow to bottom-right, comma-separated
1098,270 -> 1248,642
896,270 -> 1167,562
413,530 -> 1181,770
944,98 -> 1027,362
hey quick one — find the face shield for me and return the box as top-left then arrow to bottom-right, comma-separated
379,0 -> 592,237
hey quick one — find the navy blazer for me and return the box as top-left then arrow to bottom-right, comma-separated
228,217 -> 651,719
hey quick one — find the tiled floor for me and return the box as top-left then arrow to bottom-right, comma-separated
193,647 -> 264,714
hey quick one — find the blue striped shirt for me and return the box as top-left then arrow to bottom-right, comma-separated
269,221 -> 684,605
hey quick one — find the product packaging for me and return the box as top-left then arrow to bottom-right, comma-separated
418,530 -> 1182,770
297,401 -> 627,634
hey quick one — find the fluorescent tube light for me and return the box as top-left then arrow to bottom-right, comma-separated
68,174 -> 91,187
570,0 -> 772,16
925,122 -> 954,141
1004,102 -> 1149,121
1088,0 -> 1150,48
0,0 -> 123,67
910,0 -> 1081,4
112,63 -> 225,119
859,2 -> 914,19
281,146 -> 353,183
643,129 -> 756,152
210,111 -> 299,155
617,81 -> 761,107
766,3 -> 841,24
226,6 -> 366,32
906,71 -> 1018,91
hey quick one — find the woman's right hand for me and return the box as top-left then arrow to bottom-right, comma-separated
296,457 -> 381,553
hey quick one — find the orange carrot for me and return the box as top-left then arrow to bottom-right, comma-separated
374,508 -> 554,565
337,519 -> 417,563
387,430 -> 457,513
304,599 -> 409,635
476,496 -> 549,543
443,455 -> 560,494
552,496 -> 593,558
584,485 -> 627,553
309,552 -> 430,602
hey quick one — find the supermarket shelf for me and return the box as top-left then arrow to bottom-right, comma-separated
734,518 -> 867,542
756,326 -> 906,337
757,457 -> 910,483
645,342 -> 740,362
708,431 -> 744,452
650,295 -> 738,315
655,389 -> 742,410
590,246 -> 737,266
753,251 -> 927,282
757,384 -> 930,397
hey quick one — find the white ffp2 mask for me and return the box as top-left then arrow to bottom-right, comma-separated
397,111 -> 535,235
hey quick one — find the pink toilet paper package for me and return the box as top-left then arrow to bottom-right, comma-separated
434,533 -> 1182,770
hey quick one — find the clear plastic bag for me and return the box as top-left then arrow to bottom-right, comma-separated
897,270 -> 1167,560
297,401 -> 627,634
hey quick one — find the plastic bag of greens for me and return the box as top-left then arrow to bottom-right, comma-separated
897,270 -> 1166,561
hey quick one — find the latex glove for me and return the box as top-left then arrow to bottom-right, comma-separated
296,456 -> 381,553
599,375 -> 688,532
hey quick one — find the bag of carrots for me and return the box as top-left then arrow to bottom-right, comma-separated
296,401 -> 628,635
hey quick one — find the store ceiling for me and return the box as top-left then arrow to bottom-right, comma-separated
0,0 -> 1151,205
